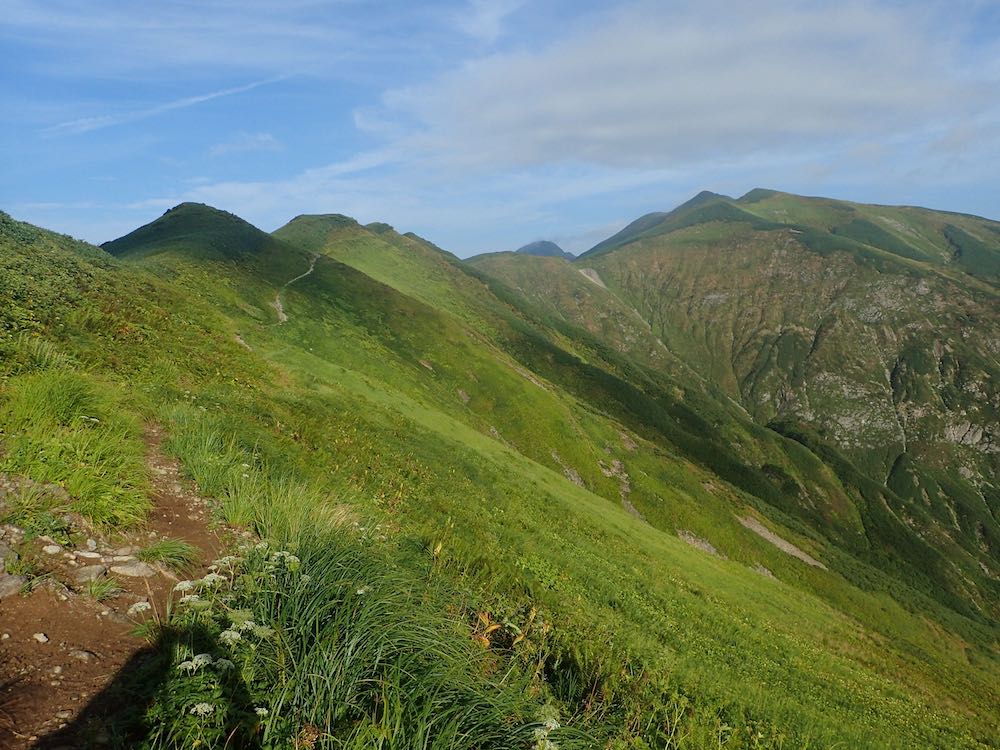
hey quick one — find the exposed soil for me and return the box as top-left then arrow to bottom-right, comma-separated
738,515 -> 827,569
272,253 -> 319,324
0,425 -> 230,748
577,268 -> 607,289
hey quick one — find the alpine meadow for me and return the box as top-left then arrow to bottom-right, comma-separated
2,1 -> 1000,749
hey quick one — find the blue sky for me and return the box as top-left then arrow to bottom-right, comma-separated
2,0 -> 999,257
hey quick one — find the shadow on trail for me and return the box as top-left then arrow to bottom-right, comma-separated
32,625 -> 256,750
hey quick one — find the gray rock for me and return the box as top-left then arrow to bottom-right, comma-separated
0,573 -> 27,599
69,648 -> 97,661
110,561 -> 157,578
111,555 -> 136,563
75,551 -> 102,559
74,564 -> 107,584
43,544 -> 62,555
85,538 -> 98,551
114,546 -> 137,556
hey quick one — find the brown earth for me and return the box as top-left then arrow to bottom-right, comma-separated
0,425 -> 232,749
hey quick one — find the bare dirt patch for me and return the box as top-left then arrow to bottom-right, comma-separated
738,515 -> 827,569
0,425 -> 231,748
677,530 -> 724,557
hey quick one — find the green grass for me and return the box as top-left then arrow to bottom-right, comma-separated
118,532 -> 579,749
0,368 -> 149,527
85,577 -> 123,601
137,539 -> 200,574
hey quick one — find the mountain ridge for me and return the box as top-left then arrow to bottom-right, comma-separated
2,191 -> 998,748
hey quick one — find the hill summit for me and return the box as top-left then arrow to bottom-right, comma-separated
514,239 -> 574,259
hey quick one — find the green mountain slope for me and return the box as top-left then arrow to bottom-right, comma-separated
1,204 -> 999,748
475,190 -> 1000,623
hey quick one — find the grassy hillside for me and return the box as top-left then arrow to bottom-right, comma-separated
1,204 -> 999,748
475,191 -> 1000,624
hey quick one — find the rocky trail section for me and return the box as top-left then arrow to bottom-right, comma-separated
272,252 -> 319,324
0,425 -> 232,749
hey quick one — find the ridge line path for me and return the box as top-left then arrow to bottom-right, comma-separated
272,252 -> 320,324
0,425 -> 234,748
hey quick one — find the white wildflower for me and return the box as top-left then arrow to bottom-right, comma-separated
200,572 -> 227,587
355,586 -> 368,595
219,629 -> 242,644
177,660 -> 196,673
238,619 -> 258,632
173,580 -> 196,592
189,702 -> 215,716
543,718 -> 560,732
192,653 -> 213,668
255,707 -> 269,717
251,624 -> 274,639
254,541 -> 269,551
179,594 -> 201,605
127,601 -> 152,616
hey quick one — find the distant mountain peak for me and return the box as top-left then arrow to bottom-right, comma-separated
515,240 -> 575,260
101,201 -> 276,259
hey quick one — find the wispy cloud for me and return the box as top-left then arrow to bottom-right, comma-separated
43,77 -> 286,136
454,0 -> 524,43
379,0 -> 992,170
209,131 -> 283,157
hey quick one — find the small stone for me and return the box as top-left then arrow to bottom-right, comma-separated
86,538 -> 97,551
0,573 -> 27,599
1,633 -> 10,640
69,649 -> 96,661
33,632 -> 49,643
55,709 -> 73,720
114,546 -> 136,556
52,665 -> 63,675
74,565 -> 107,584
110,561 -> 156,578
111,555 -> 136,563
75,551 -> 102,559
43,544 -> 63,554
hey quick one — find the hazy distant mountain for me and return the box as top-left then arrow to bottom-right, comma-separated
514,239 -> 574,259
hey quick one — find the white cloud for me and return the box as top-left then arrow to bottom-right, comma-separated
378,0 -> 988,170
209,132 -> 283,157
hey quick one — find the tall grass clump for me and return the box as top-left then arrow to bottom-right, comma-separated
162,405 -> 333,542
138,538 -> 199,574
0,368 -> 149,527
133,529 -> 583,749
